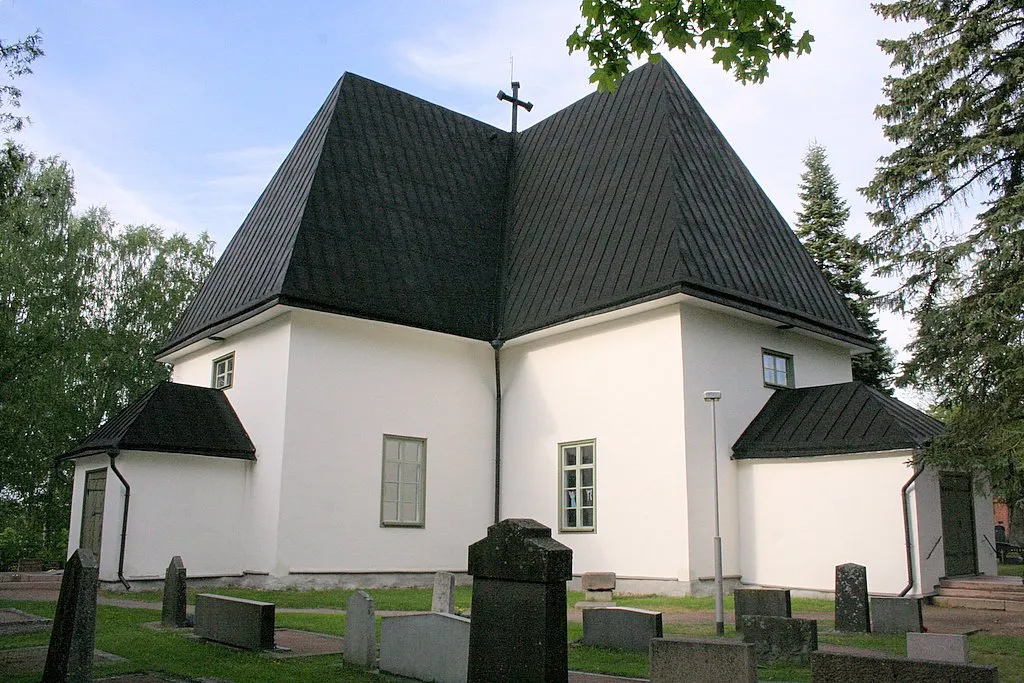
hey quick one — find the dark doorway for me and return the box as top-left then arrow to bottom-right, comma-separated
80,468 -> 107,559
940,473 -> 978,576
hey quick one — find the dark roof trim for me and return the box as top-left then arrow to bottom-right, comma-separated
157,297 -> 281,358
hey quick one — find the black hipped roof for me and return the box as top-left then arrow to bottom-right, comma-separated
732,382 -> 944,460
59,382 -> 256,461
160,61 -> 871,356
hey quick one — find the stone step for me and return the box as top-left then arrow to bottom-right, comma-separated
930,595 -> 1024,611
937,587 -> 1024,602
938,577 -> 1024,593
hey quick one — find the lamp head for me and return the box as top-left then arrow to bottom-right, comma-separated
703,391 -> 722,402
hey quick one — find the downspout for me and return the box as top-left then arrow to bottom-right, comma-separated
107,449 -> 132,591
899,463 -> 926,597
492,340 -> 503,524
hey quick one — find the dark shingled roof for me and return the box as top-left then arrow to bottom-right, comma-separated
160,61 -> 871,356
59,382 -> 256,461
732,381 -> 944,460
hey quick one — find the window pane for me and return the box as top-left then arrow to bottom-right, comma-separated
581,468 -> 593,487
383,483 -> 398,501
566,509 -> 577,528
566,490 -> 577,508
399,463 -> 420,483
401,502 -> 419,522
581,508 -> 594,528
764,368 -> 774,384
400,483 -> 419,503
582,488 -> 593,506
383,462 -> 399,481
564,447 -> 576,466
382,502 -> 398,522
385,439 -> 400,461
581,445 -> 594,464
775,357 -> 788,372
565,470 -> 576,488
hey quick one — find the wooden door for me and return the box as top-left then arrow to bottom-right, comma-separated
940,473 -> 978,576
79,469 -> 106,559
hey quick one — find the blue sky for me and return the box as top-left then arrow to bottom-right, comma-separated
3,1 -> 922,396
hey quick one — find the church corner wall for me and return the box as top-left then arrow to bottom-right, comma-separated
273,311 -> 494,575
973,477 -> 998,576
169,311 -> 293,575
678,303 -> 855,586
500,304 -> 689,583
908,467 -> 944,595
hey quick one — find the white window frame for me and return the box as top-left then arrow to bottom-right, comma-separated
559,439 -> 596,532
380,435 -> 426,528
212,353 -> 235,390
762,349 -> 794,388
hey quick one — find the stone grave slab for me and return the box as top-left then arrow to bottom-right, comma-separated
870,596 -> 922,635
739,615 -> 817,665
810,650 -> 997,682
649,637 -> 757,683
432,571 -> 457,614
380,612 -> 470,683
344,590 -> 376,669
161,556 -> 188,628
467,518 -> 572,683
0,608 -> 51,636
194,594 -> 274,650
582,607 -> 662,652
733,588 -> 791,632
42,547 -> 98,683
835,563 -> 870,632
906,632 -> 969,664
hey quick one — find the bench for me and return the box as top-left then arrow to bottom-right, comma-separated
995,525 -> 1024,562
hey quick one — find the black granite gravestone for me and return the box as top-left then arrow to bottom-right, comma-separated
42,548 -> 98,683
467,519 -> 572,683
161,556 -> 188,628
835,563 -> 870,632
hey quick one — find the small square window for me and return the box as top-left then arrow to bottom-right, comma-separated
212,353 -> 234,389
762,349 -> 793,388
559,439 -> 596,532
381,435 -> 426,527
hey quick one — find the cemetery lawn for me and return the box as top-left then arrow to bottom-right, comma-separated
998,561 -> 1024,577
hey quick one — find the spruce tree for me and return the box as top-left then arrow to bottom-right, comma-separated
795,142 -> 895,392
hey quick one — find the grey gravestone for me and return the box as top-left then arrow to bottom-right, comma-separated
739,615 -> 817,665
733,588 -> 791,632
906,632 -> 969,664
810,650 -> 997,682
42,547 -> 98,683
583,607 -> 662,652
467,518 -> 572,683
649,637 -> 757,683
432,571 -> 457,614
194,594 -> 274,650
345,590 -> 376,669
835,563 -> 870,632
580,571 -> 616,605
380,612 -> 470,683
870,596 -> 922,635
161,556 -> 188,628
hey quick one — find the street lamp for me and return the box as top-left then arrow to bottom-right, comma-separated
703,390 -> 724,637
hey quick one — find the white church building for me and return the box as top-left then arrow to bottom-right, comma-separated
60,61 -> 995,596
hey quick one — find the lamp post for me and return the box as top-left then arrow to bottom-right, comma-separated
703,390 -> 724,636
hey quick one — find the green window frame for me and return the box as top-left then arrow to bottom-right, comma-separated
212,352 -> 235,390
762,349 -> 794,388
380,435 -> 426,528
559,439 -> 596,532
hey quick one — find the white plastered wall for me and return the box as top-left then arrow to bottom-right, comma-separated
274,310 -> 494,574
169,312 -> 292,574
500,304 -> 688,580
679,303 -> 854,583
67,454 -> 117,581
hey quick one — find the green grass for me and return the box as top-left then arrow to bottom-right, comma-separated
998,561 -> 1024,577
104,585 -> 474,611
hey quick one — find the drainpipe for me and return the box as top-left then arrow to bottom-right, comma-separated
107,449 -> 132,591
899,464 -> 925,597
492,340 -> 503,524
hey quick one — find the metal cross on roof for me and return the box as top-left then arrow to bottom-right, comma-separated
496,81 -> 533,133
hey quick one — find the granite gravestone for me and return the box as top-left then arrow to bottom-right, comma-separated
194,594 -> 275,650
432,571 -> 457,614
41,548 -> 98,683
739,615 -> 817,665
870,596 -> 922,635
733,588 -> 791,633
583,607 -> 662,652
161,556 -> 188,628
649,637 -> 757,683
467,519 -> 572,683
835,563 -> 870,632
906,632 -> 969,664
345,590 -> 377,669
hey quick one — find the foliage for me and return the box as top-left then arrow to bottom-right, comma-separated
0,142 -> 214,560
567,0 -> 814,91
0,30 -> 43,132
863,0 -> 1024,496
795,142 -> 896,392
